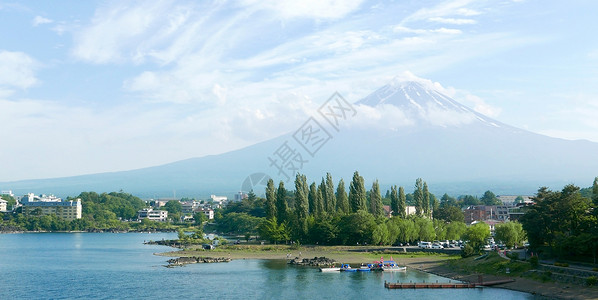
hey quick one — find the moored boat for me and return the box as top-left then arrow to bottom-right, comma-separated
319,267 -> 341,272
340,264 -> 356,272
382,264 -> 407,272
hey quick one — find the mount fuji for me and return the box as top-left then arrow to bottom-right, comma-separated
3,80 -> 598,198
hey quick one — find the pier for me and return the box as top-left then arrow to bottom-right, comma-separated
384,278 -> 515,289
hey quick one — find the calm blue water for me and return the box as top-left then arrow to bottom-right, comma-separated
0,233 -> 540,299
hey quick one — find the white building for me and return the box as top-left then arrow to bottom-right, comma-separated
137,208 -> 168,222
0,198 -> 7,212
498,195 -> 534,207
20,193 -> 82,220
197,208 -> 214,220
233,192 -> 247,202
211,195 -> 227,205
181,201 -> 201,214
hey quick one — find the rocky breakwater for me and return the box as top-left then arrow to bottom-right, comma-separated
288,256 -> 336,267
166,256 -> 232,267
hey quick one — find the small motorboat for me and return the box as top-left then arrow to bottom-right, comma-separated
340,264 -> 356,272
382,263 -> 407,272
357,263 -> 372,272
319,267 -> 341,272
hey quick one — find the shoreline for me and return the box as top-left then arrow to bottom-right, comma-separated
413,258 -> 598,300
156,244 -> 598,299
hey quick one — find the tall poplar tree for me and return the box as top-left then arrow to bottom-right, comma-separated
276,181 -> 288,224
308,182 -> 318,216
294,174 -> 309,238
319,178 -> 328,213
336,178 -> 349,214
390,185 -> 399,217
593,176 -> 598,206
265,178 -> 277,220
369,180 -> 384,217
414,178 -> 424,216
316,183 -> 325,218
423,181 -> 430,217
349,171 -> 367,212
325,173 -> 336,213
398,186 -> 407,218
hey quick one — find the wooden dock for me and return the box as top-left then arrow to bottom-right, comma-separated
384,278 -> 515,289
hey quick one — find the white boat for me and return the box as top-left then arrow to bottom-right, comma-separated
319,267 -> 341,272
382,264 -> 407,272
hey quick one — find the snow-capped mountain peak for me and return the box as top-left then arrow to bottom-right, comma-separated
355,80 -> 502,128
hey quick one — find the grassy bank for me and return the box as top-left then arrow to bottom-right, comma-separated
421,252 -> 598,300
156,244 -> 458,265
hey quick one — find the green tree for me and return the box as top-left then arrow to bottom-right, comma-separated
414,216 -> 435,241
593,177 -> 598,206
349,171 -> 367,213
336,179 -> 349,214
265,179 -> 277,220
309,216 -> 338,245
423,181 -> 430,217
372,222 -> 390,245
414,178 -> 424,216
464,222 -> 490,252
433,206 -> 465,222
294,173 -> 309,238
193,211 -> 208,225
445,221 -> 467,240
325,173 -> 336,214
276,181 -> 288,224
259,216 -> 289,244
369,180 -> 384,217
338,210 -> 376,245
308,182 -> 319,216
398,186 -> 407,218
390,185 -> 399,217
494,222 -> 525,249
393,217 -> 417,244
1,194 -> 16,210
440,193 -> 458,207
481,190 -> 501,205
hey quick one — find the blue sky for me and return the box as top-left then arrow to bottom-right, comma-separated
1,0 -> 598,181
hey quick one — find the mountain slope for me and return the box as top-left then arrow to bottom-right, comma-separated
2,80 -> 597,198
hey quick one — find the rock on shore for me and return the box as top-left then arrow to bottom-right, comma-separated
166,256 -> 231,267
288,256 -> 336,266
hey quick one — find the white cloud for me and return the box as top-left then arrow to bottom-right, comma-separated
456,8 -> 481,16
250,0 -> 365,19
0,51 -> 39,89
402,0 -> 480,24
32,15 -> 53,26
71,1 -> 184,64
428,17 -> 476,25
459,94 -> 502,118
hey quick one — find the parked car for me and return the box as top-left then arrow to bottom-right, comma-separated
431,243 -> 444,249
418,241 -> 432,249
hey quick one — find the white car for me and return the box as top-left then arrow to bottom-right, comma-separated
418,241 -> 432,249
431,243 -> 444,249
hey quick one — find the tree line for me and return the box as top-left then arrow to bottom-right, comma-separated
1,191 -> 176,232
520,178 -> 598,262
215,171 -> 472,246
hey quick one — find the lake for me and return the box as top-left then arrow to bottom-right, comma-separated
0,233 -> 541,299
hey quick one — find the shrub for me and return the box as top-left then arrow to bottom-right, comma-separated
507,252 -> 519,261
461,244 -> 476,258
586,276 -> 598,286
554,262 -> 569,267
592,267 -> 598,272
529,256 -> 539,268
